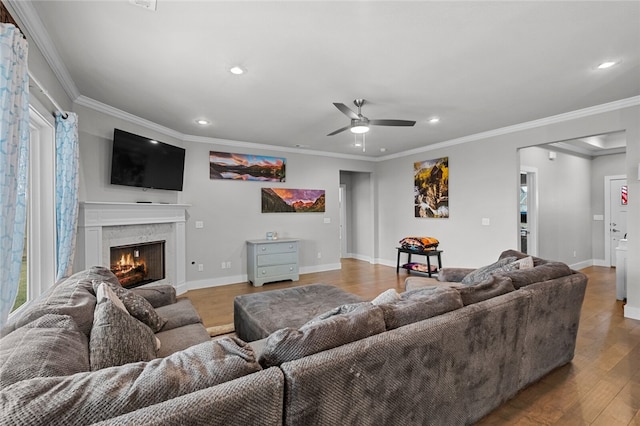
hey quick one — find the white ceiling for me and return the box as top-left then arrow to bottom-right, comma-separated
14,1 -> 640,158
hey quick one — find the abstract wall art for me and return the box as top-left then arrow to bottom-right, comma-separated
414,157 -> 449,218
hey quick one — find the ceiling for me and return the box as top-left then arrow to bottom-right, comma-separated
14,1 -> 640,158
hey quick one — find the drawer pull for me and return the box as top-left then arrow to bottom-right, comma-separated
261,270 -> 266,274
261,247 -> 267,251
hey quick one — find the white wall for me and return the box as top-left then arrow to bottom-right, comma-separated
520,147 -> 592,265
73,104 -> 376,288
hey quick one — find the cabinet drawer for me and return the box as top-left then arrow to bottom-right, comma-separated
255,242 -> 297,255
257,252 -> 298,266
257,263 -> 298,278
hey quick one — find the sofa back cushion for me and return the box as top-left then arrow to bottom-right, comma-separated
259,304 -> 385,368
0,337 -> 261,425
461,257 -> 517,285
379,287 -> 463,330
494,262 -> 573,289
0,314 -> 89,388
456,275 -> 515,305
1,266 -> 117,337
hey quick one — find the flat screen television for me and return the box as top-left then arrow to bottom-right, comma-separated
110,129 -> 186,191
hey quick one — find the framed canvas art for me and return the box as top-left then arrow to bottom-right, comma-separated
414,157 -> 449,218
209,151 -> 286,181
262,188 -> 325,213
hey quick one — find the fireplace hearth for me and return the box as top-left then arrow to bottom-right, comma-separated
110,240 -> 165,288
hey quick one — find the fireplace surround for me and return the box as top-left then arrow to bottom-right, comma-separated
76,202 -> 188,293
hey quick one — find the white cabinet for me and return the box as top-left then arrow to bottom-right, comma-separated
247,239 -> 299,287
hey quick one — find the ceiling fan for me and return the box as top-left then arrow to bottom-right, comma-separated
327,99 -> 416,136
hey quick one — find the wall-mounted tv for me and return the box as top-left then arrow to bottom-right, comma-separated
110,129 -> 186,191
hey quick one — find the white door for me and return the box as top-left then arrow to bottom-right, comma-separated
609,178 -> 628,266
520,168 -> 538,256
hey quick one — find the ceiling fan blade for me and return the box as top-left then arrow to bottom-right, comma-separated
327,125 -> 351,136
333,103 -> 359,120
369,119 -> 416,127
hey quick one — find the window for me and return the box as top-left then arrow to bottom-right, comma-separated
9,102 -> 57,316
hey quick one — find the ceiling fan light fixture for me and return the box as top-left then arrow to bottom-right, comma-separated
350,124 -> 370,134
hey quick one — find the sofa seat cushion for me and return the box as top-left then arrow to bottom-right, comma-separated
234,284 -> 365,342
0,337 -> 261,426
379,286 -> 463,330
1,266 -> 115,337
155,323 -> 211,358
456,275 -> 515,305
0,314 -> 89,388
494,262 -> 573,289
155,298 -> 202,331
258,303 -> 385,368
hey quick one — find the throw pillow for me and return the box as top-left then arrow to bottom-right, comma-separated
0,314 -> 89,388
96,281 -> 127,312
371,289 -> 400,305
461,256 -> 517,285
95,282 -> 162,351
0,338 -> 261,425
93,280 -> 167,332
259,304 -> 385,368
515,256 -> 534,270
89,298 -> 157,370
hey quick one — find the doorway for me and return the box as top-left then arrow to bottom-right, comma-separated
519,167 -> 538,256
605,175 -> 628,266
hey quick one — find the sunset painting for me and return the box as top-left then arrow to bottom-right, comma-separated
209,151 -> 286,181
262,188 -> 326,213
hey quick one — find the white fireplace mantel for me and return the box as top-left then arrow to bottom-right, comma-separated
76,202 -> 190,292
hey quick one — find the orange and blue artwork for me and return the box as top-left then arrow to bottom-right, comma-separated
209,151 -> 286,181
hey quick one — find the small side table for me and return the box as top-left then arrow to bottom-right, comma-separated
396,247 -> 442,277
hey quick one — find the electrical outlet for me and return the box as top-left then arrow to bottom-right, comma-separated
226,261 -> 231,269
198,264 -> 204,272
573,251 -> 577,258
221,262 -> 226,269
317,252 -> 322,259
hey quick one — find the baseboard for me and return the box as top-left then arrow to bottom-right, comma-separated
624,304 -> 640,320
178,263 -> 342,295
592,259 -> 609,267
349,253 -> 374,263
569,259 -> 594,270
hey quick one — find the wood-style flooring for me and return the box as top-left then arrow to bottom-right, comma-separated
183,259 -> 640,425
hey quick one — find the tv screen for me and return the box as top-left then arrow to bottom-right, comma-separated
110,129 -> 186,191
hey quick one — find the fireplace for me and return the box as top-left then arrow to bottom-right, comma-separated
110,240 -> 166,288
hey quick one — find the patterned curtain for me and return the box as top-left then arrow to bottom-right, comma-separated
55,112 -> 79,281
0,23 -> 29,327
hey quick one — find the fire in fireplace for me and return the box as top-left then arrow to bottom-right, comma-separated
110,241 -> 165,288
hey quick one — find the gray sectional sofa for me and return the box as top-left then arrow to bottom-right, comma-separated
0,250 -> 587,425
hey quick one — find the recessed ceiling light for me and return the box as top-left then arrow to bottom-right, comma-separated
380,148 -> 387,153
429,117 -> 440,124
229,66 -> 246,75
597,61 -> 617,69
195,119 -> 210,125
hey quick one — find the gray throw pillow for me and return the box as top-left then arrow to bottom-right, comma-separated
89,298 -> 157,370
461,256 -> 517,285
0,314 -> 89,387
259,304 -> 385,368
0,337 -> 261,425
93,280 -> 167,332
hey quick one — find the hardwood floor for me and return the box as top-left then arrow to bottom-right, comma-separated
183,259 -> 640,425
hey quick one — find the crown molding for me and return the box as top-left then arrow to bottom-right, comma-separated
75,96 -> 372,161
8,0 -> 80,101
379,96 -> 640,161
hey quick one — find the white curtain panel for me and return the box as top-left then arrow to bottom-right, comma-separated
0,23 -> 29,327
55,112 -> 79,281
